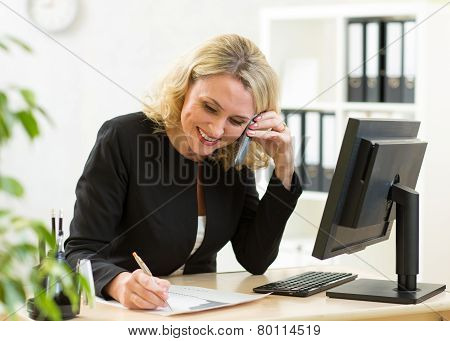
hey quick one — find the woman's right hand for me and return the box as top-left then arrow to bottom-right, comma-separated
104,269 -> 171,309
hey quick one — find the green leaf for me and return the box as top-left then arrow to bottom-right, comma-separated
30,221 -> 55,250
0,91 -> 13,144
9,243 -> 37,262
0,278 -> 27,315
0,175 -> 25,197
19,88 -> 36,108
35,106 -> 54,125
0,283 -> 4,307
6,35 -> 32,53
0,112 -> 12,144
0,91 -> 7,107
18,89 -> 53,125
0,40 -> 9,52
0,119 -> 11,143
15,110 -> 40,139
0,252 -> 13,272
10,215 -> 28,226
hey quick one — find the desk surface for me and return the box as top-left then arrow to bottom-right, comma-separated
20,265 -> 450,321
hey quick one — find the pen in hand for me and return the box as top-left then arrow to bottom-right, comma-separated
132,252 -> 173,311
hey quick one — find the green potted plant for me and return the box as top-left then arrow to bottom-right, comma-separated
0,35 -> 90,321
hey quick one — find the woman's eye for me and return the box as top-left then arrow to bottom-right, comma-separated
230,119 -> 245,126
203,102 -> 244,126
203,103 -> 216,113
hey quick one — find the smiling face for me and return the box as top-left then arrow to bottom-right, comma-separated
171,73 -> 255,161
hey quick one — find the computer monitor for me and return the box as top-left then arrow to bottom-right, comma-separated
312,118 -> 446,304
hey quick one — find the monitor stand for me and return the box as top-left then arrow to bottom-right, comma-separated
326,183 -> 446,304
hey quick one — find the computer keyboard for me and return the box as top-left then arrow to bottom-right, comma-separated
253,271 -> 357,297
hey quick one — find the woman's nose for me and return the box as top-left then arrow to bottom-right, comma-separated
207,119 -> 226,138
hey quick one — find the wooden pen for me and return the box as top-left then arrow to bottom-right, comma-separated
132,252 -> 172,311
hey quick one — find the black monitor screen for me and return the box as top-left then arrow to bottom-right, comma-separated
312,118 -> 426,260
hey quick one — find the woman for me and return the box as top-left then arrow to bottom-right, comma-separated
65,34 -> 302,310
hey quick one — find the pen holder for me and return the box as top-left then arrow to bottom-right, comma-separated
27,254 -> 81,321
27,297 -> 79,321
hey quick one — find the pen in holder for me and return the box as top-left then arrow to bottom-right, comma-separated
27,209 -> 94,320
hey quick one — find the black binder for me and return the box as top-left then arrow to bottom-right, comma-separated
321,113 -> 336,192
304,112 -> 321,191
347,22 -> 365,102
283,110 -> 309,189
402,20 -> 416,103
283,110 -> 336,193
365,21 -> 381,102
384,21 -> 403,102
284,111 -> 305,189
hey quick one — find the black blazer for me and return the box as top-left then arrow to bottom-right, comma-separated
65,112 -> 302,298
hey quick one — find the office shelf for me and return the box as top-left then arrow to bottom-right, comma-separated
282,101 -> 338,113
259,2 -> 427,201
342,102 -> 416,113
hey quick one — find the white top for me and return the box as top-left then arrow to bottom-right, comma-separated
169,216 -> 206,276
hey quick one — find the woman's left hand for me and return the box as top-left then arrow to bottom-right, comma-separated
246,111 -> 295,190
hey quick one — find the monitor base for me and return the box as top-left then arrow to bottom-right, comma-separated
326,278 -> 446,304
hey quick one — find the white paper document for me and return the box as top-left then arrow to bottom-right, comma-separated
97,285 -> 270,316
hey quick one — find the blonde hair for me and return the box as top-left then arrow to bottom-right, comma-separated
143,34 -> 280,171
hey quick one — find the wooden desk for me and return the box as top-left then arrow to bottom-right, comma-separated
19,266 -> 450,321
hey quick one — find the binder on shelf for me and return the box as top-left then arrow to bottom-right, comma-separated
384,21 -> 403,102
304,112 -> 321,191
283,109 -> 337,193
365,21 -> 381,102
283,110 -> 308,189
402,20 -> 416,103
287,113 -> 303,170
347,22 -> 365,102
321,114 -> 336,192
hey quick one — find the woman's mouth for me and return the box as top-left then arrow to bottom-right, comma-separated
196,127 -> 220,146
